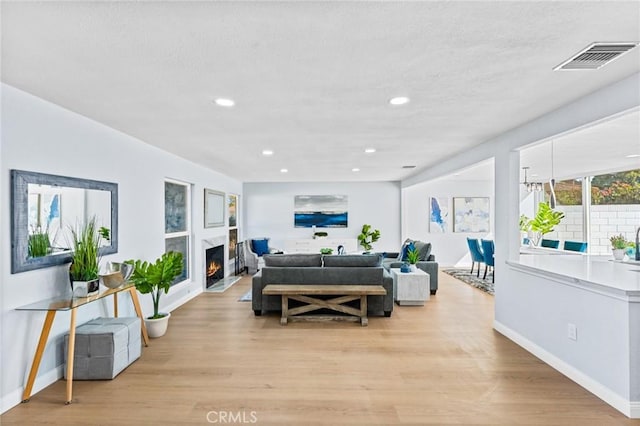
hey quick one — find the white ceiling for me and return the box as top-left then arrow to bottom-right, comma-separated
2,1 -> 640,183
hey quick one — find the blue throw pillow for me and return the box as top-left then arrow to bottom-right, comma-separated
252,239 -> 270,257
401,242 -> 415,261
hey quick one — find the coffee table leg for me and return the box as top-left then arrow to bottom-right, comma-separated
281,295 -> 288,325
360,295 -> 368,326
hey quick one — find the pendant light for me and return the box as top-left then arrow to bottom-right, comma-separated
549,141 -> 557,208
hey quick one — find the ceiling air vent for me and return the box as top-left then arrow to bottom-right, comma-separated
554,42 -> 638,70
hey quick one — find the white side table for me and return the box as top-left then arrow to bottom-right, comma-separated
390,268 -> 430,305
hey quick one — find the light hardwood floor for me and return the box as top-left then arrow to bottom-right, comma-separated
2,272 -> 635,425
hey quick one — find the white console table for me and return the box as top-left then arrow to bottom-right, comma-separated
284,238 -> 358,254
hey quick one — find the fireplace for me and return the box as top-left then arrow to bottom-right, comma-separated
205,245 -> 224,288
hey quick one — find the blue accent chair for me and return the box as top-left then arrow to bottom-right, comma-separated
541,239 -> 560,249
564,241 -> 588,253
466,238 -> 484,277
481,239 -> 495,283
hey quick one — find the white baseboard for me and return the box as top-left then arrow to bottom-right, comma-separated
493,320 -> 638,418
1,365 -> 63,414
165,284 -> 201,313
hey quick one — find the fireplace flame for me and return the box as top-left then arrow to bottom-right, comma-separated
207,261 -> 221,278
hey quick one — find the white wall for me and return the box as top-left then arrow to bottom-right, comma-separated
400,73 -> 640,417
0,84 -> 242,412
243,181 -> 401,253
402,178 -> 494,267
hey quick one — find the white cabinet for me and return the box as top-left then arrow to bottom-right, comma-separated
284,238 -> 358,254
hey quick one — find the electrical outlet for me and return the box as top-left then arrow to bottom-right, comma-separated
567,323 -> 577,341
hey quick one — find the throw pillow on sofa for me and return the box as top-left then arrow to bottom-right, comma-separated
413,240 -> 432,261
251,238 -> 270,256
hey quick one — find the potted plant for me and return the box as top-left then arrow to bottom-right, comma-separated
406,247 -> 420,272
357,224 -> 381,252
528,203 -> 564,246
610,234 -> 628,261
126,251 -> 184,338
320,247 -> 333,254
68,216 -> 110,297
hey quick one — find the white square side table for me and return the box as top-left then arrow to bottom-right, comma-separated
390,268 -> 430,306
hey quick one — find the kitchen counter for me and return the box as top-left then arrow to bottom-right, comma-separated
507,254 -> 640,298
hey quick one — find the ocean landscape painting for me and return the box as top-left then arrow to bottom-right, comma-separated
453,197 -> 490,232
429,196 -> 449,233
294,195 -> 348,228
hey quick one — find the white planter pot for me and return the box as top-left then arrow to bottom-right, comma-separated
612,248 -> 626,261
144,312 -> 171,338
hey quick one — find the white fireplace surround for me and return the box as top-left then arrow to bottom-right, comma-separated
202,236 -> 226,287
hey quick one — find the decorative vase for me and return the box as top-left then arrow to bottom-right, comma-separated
410,264 -> 417,272
68,263 -> 100,297
145,313 -> 171,338
400,262 -> 411,273
70,279 -> 100,297
612,248 -> 626,261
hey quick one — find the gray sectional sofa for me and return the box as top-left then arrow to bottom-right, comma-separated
252,253 -> 394,317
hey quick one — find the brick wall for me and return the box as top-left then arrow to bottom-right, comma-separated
545,205 -> 640,255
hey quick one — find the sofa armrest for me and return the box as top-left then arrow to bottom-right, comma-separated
251,270 -> 264,312
416,261 -> 438,293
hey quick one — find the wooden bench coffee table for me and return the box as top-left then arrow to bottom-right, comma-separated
262,284 -> 387,326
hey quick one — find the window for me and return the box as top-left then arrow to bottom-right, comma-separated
165,179 -> 191,285
544,179 -> 584,244
589,169 -> 640,255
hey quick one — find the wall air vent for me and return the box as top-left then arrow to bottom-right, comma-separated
554,42 -> 638,70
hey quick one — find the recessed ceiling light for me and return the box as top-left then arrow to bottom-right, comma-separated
214,98 -> 235,107
389,96 -> 410,106
352,168 -> 360,172
280,168 -> 288,173
364,148 -> 376,154
625,154 -> 640,158
262,150 -> 274,156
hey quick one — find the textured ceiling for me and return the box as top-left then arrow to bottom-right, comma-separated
2,1 -> 639,182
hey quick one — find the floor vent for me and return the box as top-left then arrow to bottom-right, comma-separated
554,42 -> 638,70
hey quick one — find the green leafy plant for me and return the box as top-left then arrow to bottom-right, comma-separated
406,247 -> 420,265
529,202 -> 565,246
68,216 -> 107,282
126,251 -> 184,320
357,224 -> 381,252
28,225 -> 51,258
320,248 -> 333,255
519,215 -> 532,233
610,234 -> 628,250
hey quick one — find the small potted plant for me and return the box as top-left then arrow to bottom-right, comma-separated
68,216 -> 110,297
126,251 -> 184,338
610,234 -> 628,261
357,224 -> 381,253
406,247 -> 420,272
320,248 -> 333,255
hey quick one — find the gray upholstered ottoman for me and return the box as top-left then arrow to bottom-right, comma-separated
64,317 -> 141,380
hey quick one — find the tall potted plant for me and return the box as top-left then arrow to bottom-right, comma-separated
357,224 -> 381,252
126,251 -> 184,338
68,216 -> 110,296
528,202 -> 564,246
